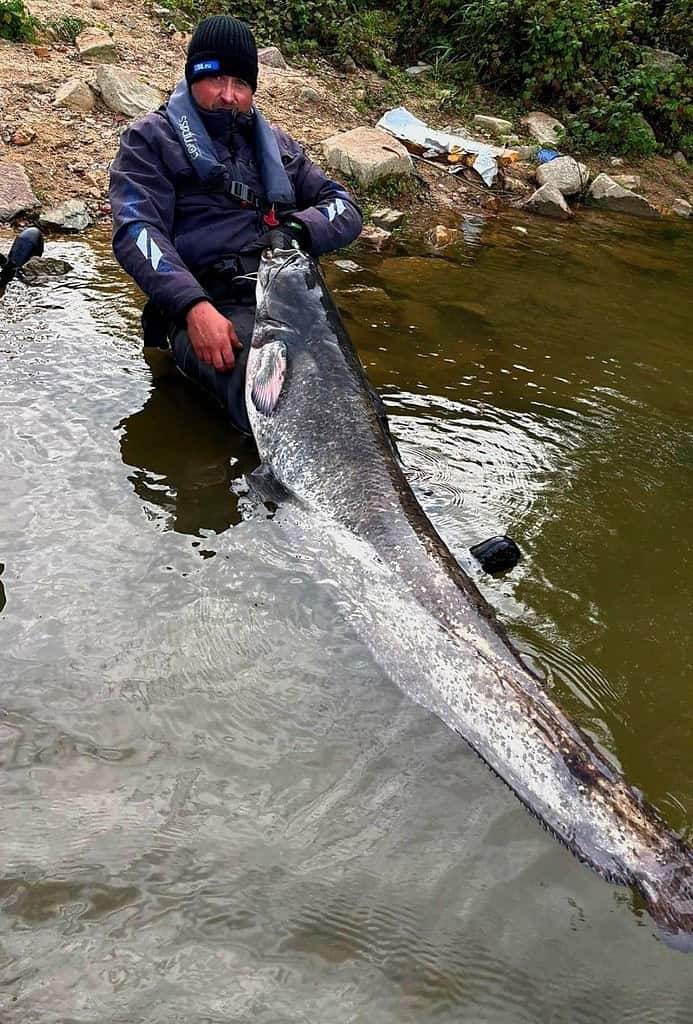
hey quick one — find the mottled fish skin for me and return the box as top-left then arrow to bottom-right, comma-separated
245,248 -> 693,951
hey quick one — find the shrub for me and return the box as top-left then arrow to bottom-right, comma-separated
0,0 -> 38,41
624,62 -> 693,154
561,95 -> 658,156
48,15 -> 88,43
657,0 -> 692,58
425,0 -> 653,103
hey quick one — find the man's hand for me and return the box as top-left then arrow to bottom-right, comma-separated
186,301 -> 242,371
259,220 -> 310,254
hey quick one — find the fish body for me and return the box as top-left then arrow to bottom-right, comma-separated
245,248 -> 693,950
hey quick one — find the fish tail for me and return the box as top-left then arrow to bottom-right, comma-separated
638,844 -> 693,952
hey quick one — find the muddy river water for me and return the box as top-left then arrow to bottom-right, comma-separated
1,212 -> 692,1021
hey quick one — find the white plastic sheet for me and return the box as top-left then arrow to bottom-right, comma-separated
376,106 -> 509,186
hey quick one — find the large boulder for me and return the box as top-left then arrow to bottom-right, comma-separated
322,127 -> 412,186
523,183 -> 572,220
258,46 -> 287,69
0,163 -> 39,221
672,197 -> 691,218
76,27 -> 118,63
588,173 -> 659,218
536,156 -> 589,196
96,66 -> 164,118
521,111 -> 564,147
54,78 -> 95,113
40,199 -> 92,232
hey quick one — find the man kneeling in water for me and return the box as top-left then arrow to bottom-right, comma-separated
109,15 -> 362,434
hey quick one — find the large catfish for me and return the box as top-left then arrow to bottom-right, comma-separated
245,247 -> 693,951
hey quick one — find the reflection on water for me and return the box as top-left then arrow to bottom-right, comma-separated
1,217 -> 692,1020
118,351 -> 258,535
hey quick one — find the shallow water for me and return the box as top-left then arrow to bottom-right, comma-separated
1,213 -> 692,1021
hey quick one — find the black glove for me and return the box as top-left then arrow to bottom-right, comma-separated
260,220 -> 310,254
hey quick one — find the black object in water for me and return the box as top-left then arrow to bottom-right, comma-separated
470,535 -> 522,574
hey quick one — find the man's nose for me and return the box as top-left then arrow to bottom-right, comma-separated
220,78 -> 238,103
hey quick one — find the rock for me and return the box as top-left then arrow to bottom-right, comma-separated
535,155 -> 589,196
339,55 -> 357,74
673,151 -> 688,166
503,176 -> 531,195
96,65 -> 164,118
521,111 -> 564,147
523,183 -> 572,220
588,173 -> 659,218
610,157 -> 624,167
299,87 -> 321,104
76,27 -> 118,63
54,78 -> 95,113
40,199 -> 92,232
405,64 -> 432,76
258,46 -> 287,69
357,224 -> 391,250
370,206 -> 405,231
639,47 -> 683,70
334,259 -> 362,272
431,225 -> 460,247
612,174 -> 641,190
151,4 -> 171,17
322,127 -> 412,186
0,163 -> 39,221
91,0 -> 107,8
672,197 -> 692,218
511,225 -> 528,235
21,255 -> 73,283
473,114 -> 513,135
10,129 -> 35,147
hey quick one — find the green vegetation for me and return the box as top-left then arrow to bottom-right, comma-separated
353,171 -> 425,211
161,0 -> 693,158
47,14 -> 88,43
0,0 -> 38,42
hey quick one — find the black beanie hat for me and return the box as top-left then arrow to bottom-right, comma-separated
185,16 -> 258,92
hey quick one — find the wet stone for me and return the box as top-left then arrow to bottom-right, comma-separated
523,182 -> 572,220
672,197 -> 691,218
370,207 -> 405,231
588,173 -> 659,219
40,199 -> 92,232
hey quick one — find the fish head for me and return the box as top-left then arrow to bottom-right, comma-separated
246,247 -> 350,466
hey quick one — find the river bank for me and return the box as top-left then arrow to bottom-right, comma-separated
0,0 -> 691,242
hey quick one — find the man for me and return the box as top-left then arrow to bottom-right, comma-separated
110,15 -> 362,433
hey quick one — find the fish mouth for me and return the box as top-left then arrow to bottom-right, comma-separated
256,247 -> 311,312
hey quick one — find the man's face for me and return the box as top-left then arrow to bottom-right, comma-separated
191,75 -> 253,113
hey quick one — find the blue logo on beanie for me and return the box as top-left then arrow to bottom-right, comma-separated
193,59 -> 220,73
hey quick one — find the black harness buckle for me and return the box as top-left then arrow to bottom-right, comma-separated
226,179 -> 261,209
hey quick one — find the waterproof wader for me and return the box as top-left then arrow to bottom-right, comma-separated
143,258 -> 257,434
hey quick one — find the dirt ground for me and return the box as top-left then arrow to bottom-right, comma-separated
0,0 -> 690,232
